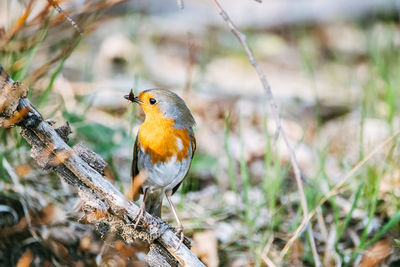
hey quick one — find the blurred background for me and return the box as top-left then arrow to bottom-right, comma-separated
1,0 -> 400,266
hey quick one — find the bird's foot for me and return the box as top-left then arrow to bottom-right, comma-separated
132,201 -> 147,229
174,225 -> 185,251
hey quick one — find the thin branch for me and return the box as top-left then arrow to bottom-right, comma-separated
209,1 -> 321,266
47,0 -> 82,35
0,65 -> 204,267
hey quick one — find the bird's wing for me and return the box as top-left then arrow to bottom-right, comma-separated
172,132 -> 196,195
190,131 -> 196,159
131,134 -> 142,201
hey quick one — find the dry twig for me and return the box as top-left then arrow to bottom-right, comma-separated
0,64 -> 204,267
209,0 -> 321,266
47,0 -> 82,35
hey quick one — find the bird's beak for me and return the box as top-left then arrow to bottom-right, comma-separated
133,97 -> 142,103
124,90 -> 142,104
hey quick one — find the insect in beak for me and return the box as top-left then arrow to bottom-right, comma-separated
124,89 -> 142,103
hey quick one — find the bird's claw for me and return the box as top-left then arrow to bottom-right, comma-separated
133,202 -> 147,229
174,225 -> 185,251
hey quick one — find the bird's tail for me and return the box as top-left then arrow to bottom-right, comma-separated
145,191 -> 163,217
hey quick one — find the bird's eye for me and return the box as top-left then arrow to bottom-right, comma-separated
149,98 -> 157,105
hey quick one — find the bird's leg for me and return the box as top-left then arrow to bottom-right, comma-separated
133,188 -> 148,229
165,192 -> 184,249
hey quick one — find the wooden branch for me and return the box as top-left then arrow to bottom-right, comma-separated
209,1 -> 321,266
0,65 -> 204,267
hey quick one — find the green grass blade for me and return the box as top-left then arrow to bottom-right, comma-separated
359,170 -> 382,245
12,13 -> 52,81
37,36 -> 82,107
337,182 -> 363,241
224,113 -> 237,193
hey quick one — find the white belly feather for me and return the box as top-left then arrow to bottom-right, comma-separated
137,145 -> 192,192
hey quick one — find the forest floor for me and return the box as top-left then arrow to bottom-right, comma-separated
1,1 -> 400,266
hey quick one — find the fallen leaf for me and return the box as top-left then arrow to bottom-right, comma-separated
15,164 -> 31,177
113,240 -> 136,258
359,239 -> 392,267
289,240 -> 303,267
35,204 -> 66,225
48,240 -> 70,261
80,235 -> 92,251
16,249 -> 33,267
6,0 -> 34,40
191,230 -> 219,267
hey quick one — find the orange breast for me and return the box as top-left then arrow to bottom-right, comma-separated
138,115 -> 191,164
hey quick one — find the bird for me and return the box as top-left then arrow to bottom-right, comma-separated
125,88 -> 196,247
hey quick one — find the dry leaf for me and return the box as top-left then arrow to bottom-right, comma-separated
79,234 -> 102,255
6,0 -> 34,40
15,164 -> 32,177
35,204 -> 66,225
48,240 -> 70,261
359,239 -> 392,267
113,240 -> 137,258
16,249 -> 33,267
80,235 -> 92,251
0,216 -> 28,237
191,230 -> 219,267
289,240 -> 303,267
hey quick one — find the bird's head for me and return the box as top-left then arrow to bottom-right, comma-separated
125,88 -> 195,128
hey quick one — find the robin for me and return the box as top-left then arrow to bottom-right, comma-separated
125,88 -> 196,246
